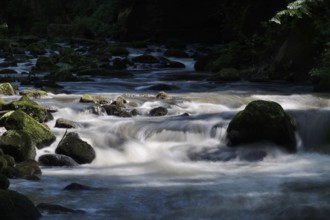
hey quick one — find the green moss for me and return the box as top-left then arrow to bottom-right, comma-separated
0,130 -> 35,162
0,110 -> 56,149
79,94 -> 109,104
0,83 -> 16,96
4,95 -> 49,122
19,89 -> 48,98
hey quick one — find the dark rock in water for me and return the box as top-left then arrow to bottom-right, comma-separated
226,100 -> 296,153
55,118 -> 78,129
0,189 -> 41,220
274,204 -> 330,220
15,159 -> 42,178
150,107 -> 168,116
189,147 -> 237,162
37,202 -> 85,214
55,132 -> 96,164
39,154 -> 78,167
147,84 -> 179,91
103,105 -> 131,117
63,182 -> 93,191
0,174 -> 10,189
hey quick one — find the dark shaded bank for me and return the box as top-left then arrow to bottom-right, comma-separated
0,0 -> 287,43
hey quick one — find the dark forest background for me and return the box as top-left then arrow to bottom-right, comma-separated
1,0 -> 330,90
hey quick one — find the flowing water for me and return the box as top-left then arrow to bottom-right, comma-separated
4,46 -> 330,219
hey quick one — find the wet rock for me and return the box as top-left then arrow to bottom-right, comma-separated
37,202 -> 85,214
63,182 -> 92,191
39,154 -> 79,167
55,132 -> 96,164
3,95 -> 51,122
156,91 -> 169,99
0,82 -> 16,95
103,105 -> 131,117
76,68 -> 105,76
15,159 -> 42,179
226,100 -> 296,152
3,154 -> 15,167
0,189 -> 41,220
0,130 -> 36,162
150,107 -> 168,116
79,94 -> 109,104
19,88 -> 48,98
0,174 -> 10,189
55,118 -> 78,129
237,149 -> 267,162
0,110 -> 56,151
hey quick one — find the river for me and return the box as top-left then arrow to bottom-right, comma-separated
4,45 -> 330,219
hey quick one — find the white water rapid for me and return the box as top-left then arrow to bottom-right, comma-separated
5,47 -> 330,220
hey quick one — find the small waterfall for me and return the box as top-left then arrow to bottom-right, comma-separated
289,109 -> 330,152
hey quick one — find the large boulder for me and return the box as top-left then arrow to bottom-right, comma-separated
0,130 -> 35,162
55,132 -> 96,164
226,100 -> 296,152
0,189 -> 41,220
0,110 -> 56,150
3,95 -> 50,123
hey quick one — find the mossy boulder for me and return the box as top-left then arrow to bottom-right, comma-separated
19,89 -> 48,98
226,100 -> 296,152
0,130 -> 35,162
55,132 -> 96,164
0,83 -> 16,95
55,118 -> 78,129
0,110 -> 56,149
15,159 -> 42,178
0,189 -> 41,220
156,91 -> 169,99
79,94 -> 109,104
3,95 -> 50,123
